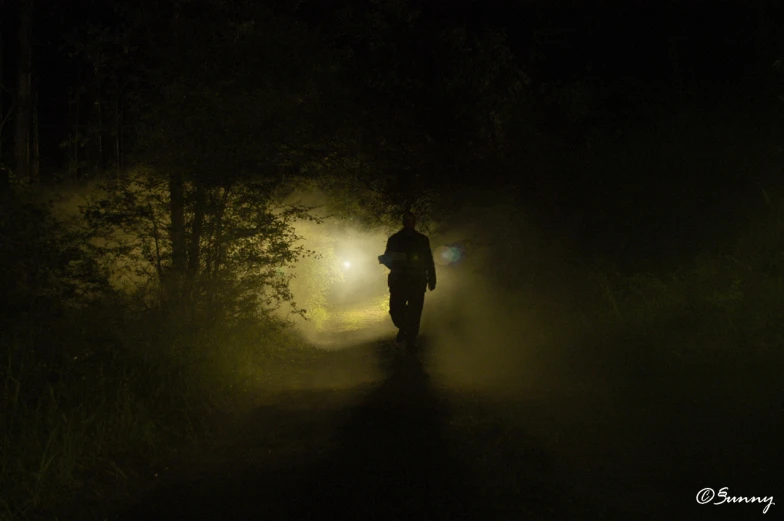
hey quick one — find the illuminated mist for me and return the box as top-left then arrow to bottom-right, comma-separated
280,187 -> 662,507
286,213 -> 396,350
284,188 -> 586,396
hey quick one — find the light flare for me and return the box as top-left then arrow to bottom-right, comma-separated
434,244 -> 464,266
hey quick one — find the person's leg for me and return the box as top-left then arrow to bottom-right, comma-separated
405,287 -> 426,345
389,286 -> 407,340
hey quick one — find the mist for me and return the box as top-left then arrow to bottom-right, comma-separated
275,183 -> 783,516
282,187 -> 584,406
15,141 -> 780,520
4,1 -> 783,519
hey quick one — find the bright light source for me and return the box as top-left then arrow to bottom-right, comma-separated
343,261 -> 351,268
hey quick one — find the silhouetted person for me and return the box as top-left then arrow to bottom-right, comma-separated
378,211 -> 436,348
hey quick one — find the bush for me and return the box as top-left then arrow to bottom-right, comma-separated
571,188 -> 784,416
0,188 -> 303,520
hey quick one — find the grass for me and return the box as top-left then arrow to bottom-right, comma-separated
432,237 -> 784,518
0,301 -> 301,521
2,187 -> 782,520
576,251 -> 783,413
3,247 -> 778,520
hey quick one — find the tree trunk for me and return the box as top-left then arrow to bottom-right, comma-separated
31,84 -> 39,181
188,183 -> 206,275
169,169 -> 187,300
0,8 -> 7,198
114,94 -> 121,177
96,82 -> 103,174
667,33 -> 682,101
187,182 -> 206,304
756,0 -> 769,69
212,186 -> 231,276
67,86 -> 74,177
0,0 -> 5,164
14,0 -> 33,180
205,185 -> 231,322
68,66 -> 82,180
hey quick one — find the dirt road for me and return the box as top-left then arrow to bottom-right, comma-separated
65,335 -> 780,521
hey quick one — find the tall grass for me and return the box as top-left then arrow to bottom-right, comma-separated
574,187 -> 784,413
0,187 -> 302,520
0,301 -> 297,520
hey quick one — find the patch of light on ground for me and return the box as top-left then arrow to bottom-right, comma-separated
320,294 -> 389,333
303,294 -> 395,350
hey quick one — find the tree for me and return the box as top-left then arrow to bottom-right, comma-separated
13,0 -> 33,180
0,0 -> 12,168
59,4 -> 142,179
78,0 -> 354,322
135,7 -> 286,299
315,0 -> 531,226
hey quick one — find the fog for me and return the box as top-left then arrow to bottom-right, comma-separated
284,187 -> 581,385
282,187 -> 587,383
34,181 -> 780,516
278,187 -> 782,516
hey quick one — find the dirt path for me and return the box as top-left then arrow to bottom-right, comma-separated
76,340 -> 608,521
66,337 -> 780,521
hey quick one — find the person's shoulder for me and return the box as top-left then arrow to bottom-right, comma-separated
415,230 -> 429,241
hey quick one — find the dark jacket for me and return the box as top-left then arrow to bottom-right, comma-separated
379,228 -> 436,289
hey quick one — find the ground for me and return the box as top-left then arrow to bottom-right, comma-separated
77,340 -> 627,521
57,329 -> 781,521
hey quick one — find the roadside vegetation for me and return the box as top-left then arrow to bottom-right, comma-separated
581,186 -> 783,402
0,179 -> 311,520
1,1 -> 782,519
2,180 -> 782,520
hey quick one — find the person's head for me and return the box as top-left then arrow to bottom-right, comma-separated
402,211 -> 416,229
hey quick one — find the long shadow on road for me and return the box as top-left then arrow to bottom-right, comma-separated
115,345 -> 485,521
111,340 -> 653,521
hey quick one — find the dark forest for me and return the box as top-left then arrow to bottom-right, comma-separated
1,1 -> 783,520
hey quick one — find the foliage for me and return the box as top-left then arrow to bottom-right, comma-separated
4,0 -> 783,518
1,9 -> 387,516
134,1 -> 349,185
0,182 -> 111,327
316,0 -> 531,224
80,170 -> 320,323
581,188 -> 784,361
0,297 -> 300,520
286,229 -> 344,330
0,184 -> 309,520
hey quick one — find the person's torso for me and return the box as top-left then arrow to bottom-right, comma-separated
387,229 -> 428,277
